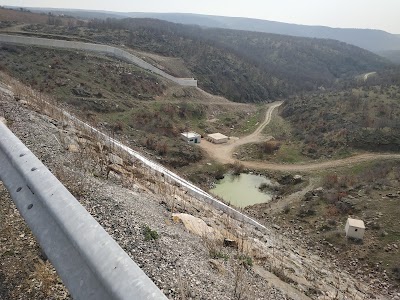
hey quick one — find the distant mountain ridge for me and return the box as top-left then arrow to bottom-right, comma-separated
121,13 -> 400,52
20,7 -> 400,55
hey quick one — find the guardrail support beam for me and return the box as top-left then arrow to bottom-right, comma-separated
0,122 -> 167,300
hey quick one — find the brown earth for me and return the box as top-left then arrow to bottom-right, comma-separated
200,101 -> 400,171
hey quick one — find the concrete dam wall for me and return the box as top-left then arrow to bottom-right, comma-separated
0,34 -> 197,87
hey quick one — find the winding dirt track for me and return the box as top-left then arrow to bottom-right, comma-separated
200,102 -> 400,172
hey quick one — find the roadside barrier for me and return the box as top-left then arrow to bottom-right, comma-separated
0,122 -> 167,300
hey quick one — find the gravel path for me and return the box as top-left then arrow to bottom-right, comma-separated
199,101 -> 282,164
199,101 -> 400,172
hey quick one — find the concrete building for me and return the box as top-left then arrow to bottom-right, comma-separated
207,133 -> 228,144
181,132 -> 201,144
345,218 -> 365,240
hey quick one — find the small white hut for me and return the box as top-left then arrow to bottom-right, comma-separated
345,218 -> 365,240
207,133 -> 228,144
181,132 -> 201,144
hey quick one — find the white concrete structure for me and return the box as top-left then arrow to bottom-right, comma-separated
345,218 -> 365,240
207,133 -> 228,144
181,132 -> 201,144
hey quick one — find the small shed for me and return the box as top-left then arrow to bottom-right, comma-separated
345,218 -> 365,240
207,133 -> 228,144
181,132 -> 201,144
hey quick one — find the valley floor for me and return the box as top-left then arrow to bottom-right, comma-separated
199,101 -> 400,172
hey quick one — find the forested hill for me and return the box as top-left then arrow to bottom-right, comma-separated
21,8 -> 400,53
83,18 -> 391,102
122,13 -> 400,53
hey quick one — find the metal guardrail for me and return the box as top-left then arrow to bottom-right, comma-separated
0,122 -> 167,300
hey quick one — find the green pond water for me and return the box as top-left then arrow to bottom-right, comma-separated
210,173 -> 273,208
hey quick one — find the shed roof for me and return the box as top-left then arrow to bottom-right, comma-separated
347,218 -> 365,229
208,133 -> 228,140
181,132 -> 200,139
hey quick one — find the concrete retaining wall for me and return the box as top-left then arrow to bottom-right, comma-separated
0,34 -> 197,87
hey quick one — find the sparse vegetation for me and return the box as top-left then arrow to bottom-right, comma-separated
237,254 -> 253,268
210,250 -> 229,260
231,161 -> 244,175
235,141 -> 309,163
143,225 -> 159,241
282,83 -> 400,158
1,7 -> 400,298
18,17 -> 391,103
260,140 -> 281,154
269,160 -> 400,286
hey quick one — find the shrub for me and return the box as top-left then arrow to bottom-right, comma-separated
156,141 -> 168,155
113,121 -> 124,132
260,140 -> 281,154
323,173 -> 338,188
297,205 -> 316,218
325,205 -> 339,217
145,136 -> 156,150
213,164 -> 226,180
238,255 -> 253,268
323,189 -> 339,204
143,225 -> 159,241
210,250 -> 229,260
232,161 -> 244,175
335,200 -> 353,215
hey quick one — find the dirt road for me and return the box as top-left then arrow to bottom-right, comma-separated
199,101 -> 282,164
200,102 -> 400,171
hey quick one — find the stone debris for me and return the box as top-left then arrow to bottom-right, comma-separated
108,153 -> 124,165
172,213 -> 223,241
67,144 -> 79,153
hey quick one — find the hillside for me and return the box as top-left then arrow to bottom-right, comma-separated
121,13 -> 400,53
16,17 -> 392,103
0,7 -> 70,26
379,50 -> 400,64
0,7 -> 49,24
280,70 -> 400,159
2,71 -> 399,300
20,8 -> 400,54
0,43 -> 272,169
1,8 -> 400,298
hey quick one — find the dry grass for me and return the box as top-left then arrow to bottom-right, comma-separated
0,184 -> 69,299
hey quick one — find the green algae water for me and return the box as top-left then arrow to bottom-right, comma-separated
210,173 -> 273,208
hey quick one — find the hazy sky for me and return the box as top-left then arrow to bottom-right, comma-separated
2,0 -> 400,33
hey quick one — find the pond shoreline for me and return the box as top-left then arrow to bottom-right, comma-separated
210,173 -> 278,208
